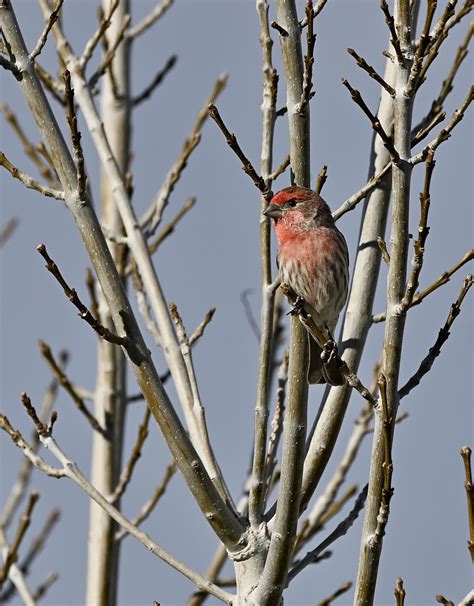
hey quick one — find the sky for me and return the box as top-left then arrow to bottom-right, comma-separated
0,1 -> 473,605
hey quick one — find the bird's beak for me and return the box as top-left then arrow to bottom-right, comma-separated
263,203 -> 283,220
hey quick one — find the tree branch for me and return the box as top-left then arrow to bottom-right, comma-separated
37,244 -> 128,347
29,0 -> 63,61
0,151 -> 64,200
3,0 -> 246,551
0,492 -> 39,585
347,47 -> 395,96
398,275 -> 473,400
341,78 -> 400,164
207,104 -> 269,197
248,0 -> 279,528
253,1 -> 310,601
39,340 -> 108,437
355,4 -> 419,598
125,0 -> 173,39
460,446 -> 474,564
288,485 -> 368,583
0,412 -> 233,604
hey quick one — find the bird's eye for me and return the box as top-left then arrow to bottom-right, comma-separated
288,199 -> 297,208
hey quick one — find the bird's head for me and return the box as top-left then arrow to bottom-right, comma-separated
263,187 -> 334,232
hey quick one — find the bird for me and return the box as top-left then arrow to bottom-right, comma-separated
263,186 -> 349,385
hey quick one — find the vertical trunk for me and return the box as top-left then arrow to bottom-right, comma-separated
86,2 -> 130,604
300,55 -> 396,512
251,2 -> 309,603
353,3 -> 416,603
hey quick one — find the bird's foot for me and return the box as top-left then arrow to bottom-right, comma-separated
287,296 -> 306,316
321,339 -> 338,365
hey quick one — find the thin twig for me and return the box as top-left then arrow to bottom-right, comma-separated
191,73 -> 229,135
207,104 -> 269,197
79,0 -> 119,69
110,407 -> 151,503
315,165 -> 327,195
85,267 -> 100,321
417,0 -> 459,87
0,217 -> 18,247
148,197 -> 196,254
130,55 -> 177,106
35,63 -> 66,105
295,483 -> 359,556
435,595 -> 455,606
87,14 -> 131,91
0,529 -> 36,606
189,308 -> 216,346
342,81 -> 453,209
0,54 -> 21,79
0,417 -> 232,603
418,22 -> 473,132
372,249 -> 474,322
394,577 -> 406,606
32,572 -> 58,601
63,70 -> 86,200
332,162 -> 391,220
288,485 -> 368,582
29,0 -> 64,61
141,133 -> 201,234
341,79 -> 401,164
270,20 -> 289,37
240,289 -> 260,341
411,250 -> 474,305
20,394 -> 47,436
406,0 -> 438,94
411,110 -> 447,147
410,86 -> 474,165
0,103 -> 57,184
0,416 -> 64,480
37,244 -> 129,347
0,152 -> 64,200
269,154 -> 290,181
169,304 -> 236,509
19,508 -> 61,575
139,73 -> 228,232
380,0 -> 404,63
460,446 -> 474,564
298,0 -> 316,114
314,0 -> 329,18
129,260 -> 162,346
126,0 -> 174,39
317,581 -> 352,606
398,275 -> 473,399
39,341 -> 108,438
1,508 -> 61,602
400,149 -> 436,310
0,492 -> 40,584
347,47 -> 395,96
115,462 -> 177,541
0,355 -> 66,530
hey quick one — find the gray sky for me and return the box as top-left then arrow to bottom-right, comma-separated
1,1 -> 473,605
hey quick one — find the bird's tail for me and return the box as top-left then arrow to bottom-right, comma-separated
307,335 -> 345,386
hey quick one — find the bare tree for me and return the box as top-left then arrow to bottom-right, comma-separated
0,1 -> 472,605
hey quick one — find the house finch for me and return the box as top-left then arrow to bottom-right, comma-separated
263,187 -> 349,385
